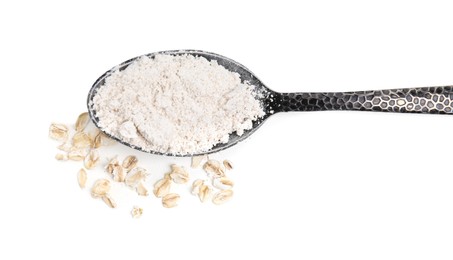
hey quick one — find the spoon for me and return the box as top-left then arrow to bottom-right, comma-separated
87,50 -> 453,157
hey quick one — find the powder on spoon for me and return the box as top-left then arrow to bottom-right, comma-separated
92,54 -> 264,155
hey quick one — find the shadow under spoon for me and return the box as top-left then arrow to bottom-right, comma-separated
87,50 -> 453,157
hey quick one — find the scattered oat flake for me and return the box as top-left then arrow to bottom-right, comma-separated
49,123 -> 68,141
136,182 -> 149,196
125,167 -> 147,187
217,167 -> 226,177
112,165 -> 126,182
212,190 -> 233,205
169,164 -> 189,184
68,150 -> 86,161
105,156 -> 120,175
72,132 -> 93,148
191,155 -> 207,168
93,132 -> 102,148
51,120 -> 241,212
55,153 -> 67,161
57,142 -> 72,152
84,149 -> 100,169
171,164 -> 188,175
203,160 -> 220,172
191,179 -> 204,195
131,206 -> 143,218
77,168 -> 87,189
212,177 -> 234,190
153,177 -> 172,198
198,184 -> 211,203
75,112 -> 90,132
170,172 -> 189,184
122,155 -> 138,172
102,194 -> 117,208
203,160 -> 225,177
91,179 -> 111,198
162,193 -> 180,208
223,160 -> 233,171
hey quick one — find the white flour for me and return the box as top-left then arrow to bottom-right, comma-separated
92,54 -> 264,155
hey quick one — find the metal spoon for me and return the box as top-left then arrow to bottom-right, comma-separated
87,50 -> 453,156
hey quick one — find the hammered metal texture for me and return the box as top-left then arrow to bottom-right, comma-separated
275,86 -> 453,114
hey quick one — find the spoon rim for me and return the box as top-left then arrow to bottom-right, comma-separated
87,49 -> 272,157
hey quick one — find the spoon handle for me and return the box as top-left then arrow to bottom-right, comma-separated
275,86 -> 453,114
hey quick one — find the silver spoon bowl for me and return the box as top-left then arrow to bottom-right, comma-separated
87,50 -> 453,156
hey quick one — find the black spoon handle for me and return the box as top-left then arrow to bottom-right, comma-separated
274,86 -> 453,114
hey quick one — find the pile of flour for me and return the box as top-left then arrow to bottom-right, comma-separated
92,54 -> 264,155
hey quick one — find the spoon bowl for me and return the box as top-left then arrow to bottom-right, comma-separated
88,50 -> 453,156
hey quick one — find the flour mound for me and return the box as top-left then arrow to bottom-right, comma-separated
92,54 -> 264,155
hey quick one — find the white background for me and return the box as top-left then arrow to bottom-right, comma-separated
1,1 -> 453,259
